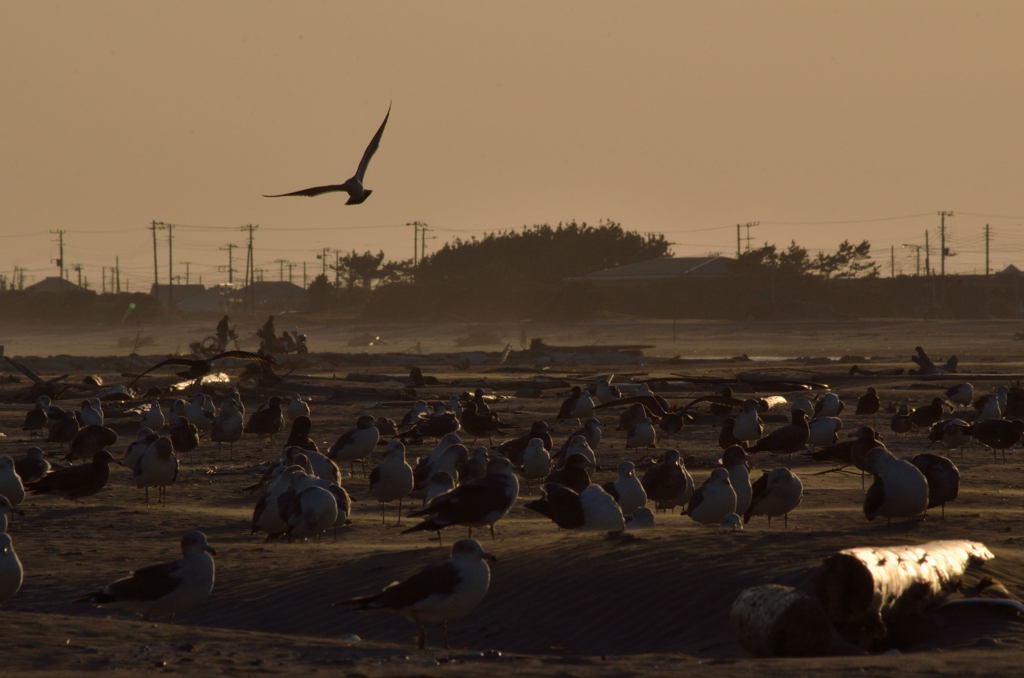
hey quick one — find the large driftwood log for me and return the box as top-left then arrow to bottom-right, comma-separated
730,584 -> 834,657
816,540 -> 994,646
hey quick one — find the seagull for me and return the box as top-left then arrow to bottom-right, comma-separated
284,415 -> 318,452
0,533 -> 24,604
526,483 -> 624,531
0,495 -> 25,533
748,410 -> 809,455
945,383 -> 974,410
625,416 -> 657,449
732,399 -> 764,444
553,418 -> 601,466
685,468 -> 737,525
244,396 -> 284,439
131,436 -> 179,505
185,393 -> 215,430
425,471 -> 457,506
169,419 -> 200,460
369,440 -> 414,525
461,446 -> 489,484
329,415 -> 380,471
287,394 -> 311,421
594,376 -> 623,404
79,398 -> 104,427
66,424 -> 118,461
625,507 -> 656,530
808,416 -> 843,449
27,450 -> 121,500
141,400 -> 165,431
0,457 -> 26,506
601,461 -> 647,516
855,387 -> 880,416
22,397 -> 49,434
264,103 -> 391,205
211,398 -> 244,456
928,418 -> 970,456
744,467 -> 803,527
252,466 -> 305,540
814,392 -> 844,417
333,538 -> 494,649
890,403 -> 913,435
520,438 -> 552,483
963,418 -> 1024,462
404,457 -> 519,539
557,386 -> 595,422
278,472 -> 340,542
720,446 -> 752,515
545,453 -> 591,493
910,453 -> 960,518
497,421 -> 552,466
76,531 -> 216,619
641,449 -> 693,511
47,410 -> 80,444
130,351 -> 274,388
284,446 -> 341,485
863,448 -> 929,523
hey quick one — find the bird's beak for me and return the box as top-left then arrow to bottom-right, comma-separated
205,545 -> 217,556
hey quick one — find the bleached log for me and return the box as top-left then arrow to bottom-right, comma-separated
730,584 -> 833,657
816,540 -> 994,646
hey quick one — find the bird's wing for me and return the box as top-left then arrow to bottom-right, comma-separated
863,476 -> 885,519
354,103 -> 391,183
130,358 -> 197,385
331,428 -> 357,452
106,560 -> 183,602
684,484 -> 706,515
744,473 -> 769,521
375,560 -> 460,609
263,184 -> 351,198
211,350 -> 276,364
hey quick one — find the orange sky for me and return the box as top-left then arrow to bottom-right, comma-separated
3,0 -> 1024,289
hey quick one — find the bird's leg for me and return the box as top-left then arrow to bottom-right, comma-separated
381,502 -> 386,526
413,614 -> 426,650
436,530 -> 443,547
442,621 -> 450,650
784,513 -> 789,529
489,523 -> 496,540
941,503 -> 945,520
145,487 -> 149,505
396,498 -> 403,526
767,515 -> 772,529
467,527 -> 472,539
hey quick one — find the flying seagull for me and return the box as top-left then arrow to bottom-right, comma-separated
129,351 -> 274,388
263,103 -> 391,205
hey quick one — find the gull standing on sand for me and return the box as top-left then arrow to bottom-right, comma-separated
602,461 -> 648,516
79,398 -> 104,427
814,392 -> 844,417
855,387 -> 880,417
749,410 -> 810,455
558,386 -> 595,422
141,400 -> 165,431
132,436 -> 179,505
76,531 -> 216,619
863,448 -> 929,523
0,457 -> 26,506
404,458 -> 519,539
744,467 -> 803,527
211,398 -> 244,455
22,397 -> 49,434
732,400 -> 764,444
333,538 -> 494,649
626,416 -> 657,449
546,453 -> 591,493
330,415 -> 380,471
720,446 -> 752,515
369,440 -> 414,525
521,438 -> 552,483
14,447 -> 49,484
287,394 -> 310,421
525,483 -> 624,531
27,450 -> 120,500
0,533 -> 24,604
685,468 -> 737,525
911,453 -> 960,518
264,103 -> 391,205
641,449 -> 694,511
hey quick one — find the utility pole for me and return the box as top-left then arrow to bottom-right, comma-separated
115,256 -> 121,293
407,221 -> 427,266
219,243 -> 237,284
50,229 -> 66,279
334,249 -> 341,288
149,220 -> 161,289
985,224 -> 991,276
286,261 -> 296,284
73,264 -> 83,288
302,261 -> 307,288
317,247 -> 330,276
743,221 -> 758,252
182,261 -> 191,285
890,245 -> 895,278
902,244 -> 922,276
241,224 -> 258,311
736,224 -> 741,257
102,266 -> 107,294
925,230 -> 931,276
274,259 -> 287,281
938,210 -> 953,276
165,222 -> 176,308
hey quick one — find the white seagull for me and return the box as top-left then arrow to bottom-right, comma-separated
0,533 -> 24,604
685,468 -> 737,525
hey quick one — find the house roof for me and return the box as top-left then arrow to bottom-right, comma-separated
996,264 -> 1024,276
24,276 -> 91,294
571,256 -> 734,282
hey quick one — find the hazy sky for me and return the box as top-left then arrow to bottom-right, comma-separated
3,0 -> 1024,289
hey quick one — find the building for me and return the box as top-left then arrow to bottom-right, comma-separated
24,276 -> 93,295
241,280 -> 307,310
150,283 -> 206,307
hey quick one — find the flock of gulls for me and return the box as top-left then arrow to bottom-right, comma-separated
1,357 -> 1020,650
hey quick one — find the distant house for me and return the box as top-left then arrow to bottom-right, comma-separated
569,256 -> 735,283
242,280 -> 307,310
177,285 -> 237,312
996,264 -> 1024,277
150,283 -> 205,307
24,276 -> 93,295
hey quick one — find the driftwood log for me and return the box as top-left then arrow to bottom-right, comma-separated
730,584 -> 834,657
816,540 -> 994,646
